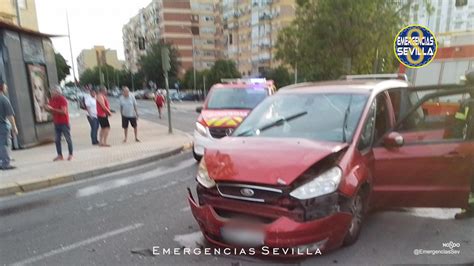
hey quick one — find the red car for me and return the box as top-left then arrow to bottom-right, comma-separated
188,78 -> 474,254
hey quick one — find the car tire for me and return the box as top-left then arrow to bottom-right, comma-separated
193,149 -> 202,162
343,189 -> 368,246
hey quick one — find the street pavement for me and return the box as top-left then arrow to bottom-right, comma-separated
110,98 -> 200,134
0,101 -> 193,196
1,151 -> 473,265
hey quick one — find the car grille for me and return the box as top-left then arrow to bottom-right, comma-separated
209,127 -> 232,139
216,183 -> 283,203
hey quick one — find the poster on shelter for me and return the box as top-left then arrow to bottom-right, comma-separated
27,64 -> 51,123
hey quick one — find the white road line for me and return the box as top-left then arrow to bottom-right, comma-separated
76,158 -> 195,198
11,223 -> 143,266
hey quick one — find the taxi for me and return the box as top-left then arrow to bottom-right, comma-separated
193,78 -> 275,161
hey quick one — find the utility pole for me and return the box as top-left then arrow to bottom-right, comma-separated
162,47 -> 172,134
203,75 -> 206,97
294,62 -> 298,84
14,0 -> 21,27
66,10 -> 77,84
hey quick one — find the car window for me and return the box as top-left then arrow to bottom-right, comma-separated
358,99 -> 376,151
207,87 -> 268,109
233,93 -> 368,143
397,91 -> 473,143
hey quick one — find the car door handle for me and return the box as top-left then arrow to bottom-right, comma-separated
443,152 -> 466,159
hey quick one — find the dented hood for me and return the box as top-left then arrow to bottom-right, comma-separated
204,137 -> 348,186
201,109 -> 250,128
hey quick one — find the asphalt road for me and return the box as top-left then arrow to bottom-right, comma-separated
109,98 -> 199,134
1,150 -> 473,265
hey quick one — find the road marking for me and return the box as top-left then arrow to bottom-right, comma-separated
174,231 -> 205,249
11,223 -> 143,266
180,206 -> 191,212
76,158 -> 195,198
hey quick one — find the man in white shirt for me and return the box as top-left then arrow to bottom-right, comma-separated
85,88 -> 99,145
119,87 -> 139,143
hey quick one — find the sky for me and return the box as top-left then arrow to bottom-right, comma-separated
35,0 -> 151,82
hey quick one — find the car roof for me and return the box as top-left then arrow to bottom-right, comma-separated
278,79 -> 409,95
211,83 -> 271,89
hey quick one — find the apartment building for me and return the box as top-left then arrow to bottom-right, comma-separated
123,0 -> 219,76
0,0 -> 39,30
221,0 -> 296,77
77,46 -> 123,76
123,1 -> 160,73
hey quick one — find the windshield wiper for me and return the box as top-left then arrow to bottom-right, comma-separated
342,95 -> 353,143
237,111 -> 308,136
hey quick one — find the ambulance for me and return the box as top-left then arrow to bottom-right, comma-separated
193,79 -> 275,161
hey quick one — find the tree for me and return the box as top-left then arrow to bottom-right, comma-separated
138,42 -> 180,87
262,66 -> 292,89
207,60 -> 241,86
55,53 -> 71,82
275,0 -> 427,81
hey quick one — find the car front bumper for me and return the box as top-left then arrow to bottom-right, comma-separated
187,189 -> 352,255
193,130 -> 213,156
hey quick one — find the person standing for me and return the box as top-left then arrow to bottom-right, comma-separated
96,86 -> 112,147
45,86 -> 73,161
155,91 -> 165,119
84,88 -> 99,145
0,81 -> 18,170
119,87 -> 139,142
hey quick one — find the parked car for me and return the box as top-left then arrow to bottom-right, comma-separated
188,77 -> 474,254
143,89 -> 155,100
192,79 -> 276,161
133,89 -> 145,99
181,92 -> 200,101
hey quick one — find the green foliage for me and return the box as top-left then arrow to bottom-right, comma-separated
261,66 -> 292,89
206,60 -> 241,86
138,42 -> 180,87
55,53 -> 70,82
275,0 -> 419,81
79,64 -> 145,90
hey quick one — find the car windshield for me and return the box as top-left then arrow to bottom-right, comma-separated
206,87 -> 268,109
233,93 -> 368,143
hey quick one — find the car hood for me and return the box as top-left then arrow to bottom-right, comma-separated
204,137 -> 348,186
201,109 -> 250,128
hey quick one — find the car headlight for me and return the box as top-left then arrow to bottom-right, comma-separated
196,157 -> 215,188
290,167 -> 342,200
195,122 -> 208,137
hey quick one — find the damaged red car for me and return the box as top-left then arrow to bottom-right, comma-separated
188,78 -> 474,254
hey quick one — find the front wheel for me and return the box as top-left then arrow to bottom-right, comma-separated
193,149 -> 202,162
343,190 -> 367,246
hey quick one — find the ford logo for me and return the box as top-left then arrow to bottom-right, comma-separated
240,188 -> 255,197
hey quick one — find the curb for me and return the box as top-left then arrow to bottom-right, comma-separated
0,142 -> 193,197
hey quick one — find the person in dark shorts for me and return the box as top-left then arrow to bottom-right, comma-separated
119,87 -> 139,142
96,86 -> 112,147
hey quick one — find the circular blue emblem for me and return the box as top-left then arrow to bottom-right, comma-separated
394,25 -> 437,68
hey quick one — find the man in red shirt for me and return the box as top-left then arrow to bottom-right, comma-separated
45,86 -> 73,161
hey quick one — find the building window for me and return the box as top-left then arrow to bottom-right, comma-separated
14,0 -> 27,9
455,0 -> 467,7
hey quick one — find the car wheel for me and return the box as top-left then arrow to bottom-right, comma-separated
193,149 -> 202,162
343,190 -> 367,246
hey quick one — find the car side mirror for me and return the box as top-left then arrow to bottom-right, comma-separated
196,106 -> 203,113
383,132 -> 404,148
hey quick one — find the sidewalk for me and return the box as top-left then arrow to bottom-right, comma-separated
0,113 -> 192,197
170,101 -> 203,112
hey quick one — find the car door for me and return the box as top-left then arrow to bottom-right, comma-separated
371,86 -> 474,209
